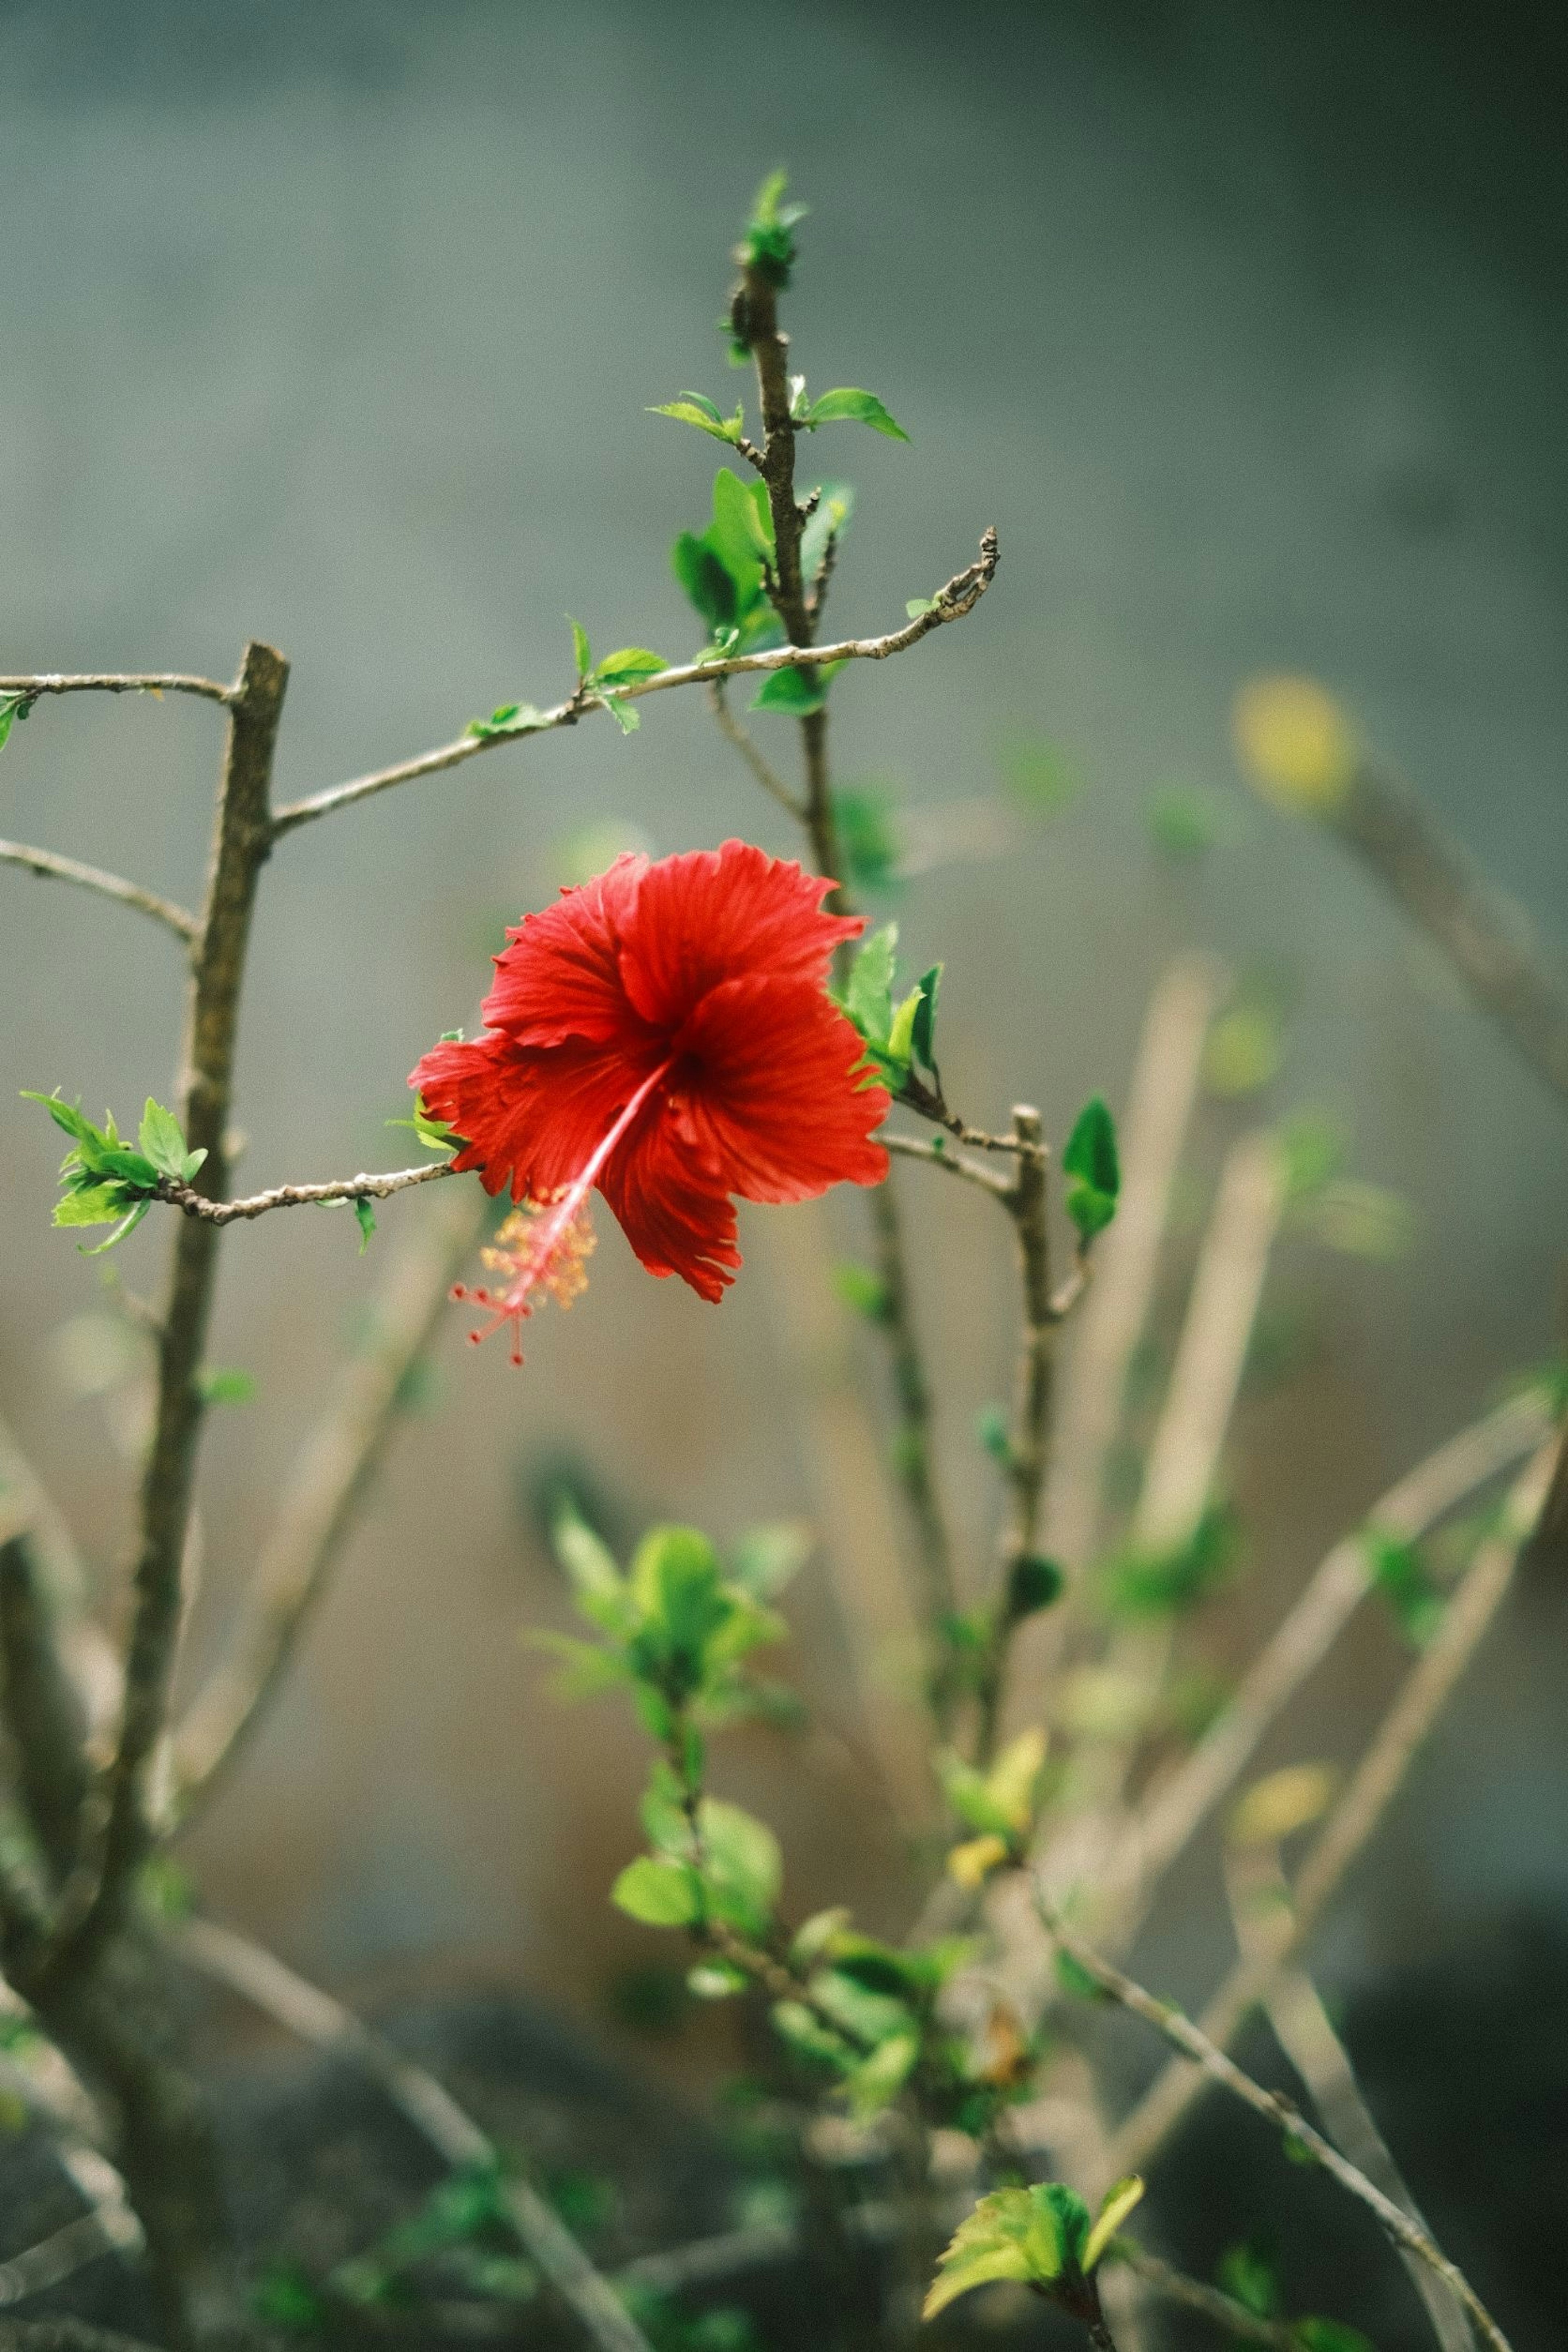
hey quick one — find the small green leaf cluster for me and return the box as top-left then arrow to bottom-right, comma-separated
672,468 -> 778,654
1101,1501 -> 1238,1618
464,700 -> 549,743
937,1727 -> 1052,1889
567,620 -> 669,735
770,1911 -> 994,2125
833,926 -> 942,1090
1062,1095 -> 1120,1244
253,2160 -> 535,2327
22,1091 -> 205,1253
923,2175 -> 1144,2319
535,1508 -> 796,1740
737,170 -> 806,290
648,390 -> 748,448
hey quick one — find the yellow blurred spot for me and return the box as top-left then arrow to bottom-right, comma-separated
1229,1762 -> 1337,1850
1232,675 -> 1355,815
947,1833 -> 1009,1889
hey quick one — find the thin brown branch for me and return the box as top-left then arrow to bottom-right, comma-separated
154,1156 -> 456,1225
171,1189 -> 487,1812
0,842 -> 199,944
269,535 -> 998,839
48,641 -> 289,1981
707,680 -> 804,817
0,674 -> 231,705
1109,1432 -> 1558,2180
174,1915 -> 657,2352
882,1131 -> 1011,1197
1037,1905 -> 1515,2352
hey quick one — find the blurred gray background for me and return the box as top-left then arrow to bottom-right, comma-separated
0,0 -> 1564,2046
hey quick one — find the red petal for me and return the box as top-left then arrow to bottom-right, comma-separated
598,1106 -> 743,1303
482,853 -> 650,1048
618,839 -> 862,1031
671,976 -> 890,1204
410,1031 -> 661,1203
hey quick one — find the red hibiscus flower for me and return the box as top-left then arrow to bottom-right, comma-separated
410,839 -> 889,1358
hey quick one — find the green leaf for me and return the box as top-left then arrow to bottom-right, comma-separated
353,1198 -> 376,1252
976,1403 -> 1011,1466
78,1201 -> 151,1255
1007,1555 -> 1065,1619
842,924 -> 898,1048
1081,2177 -> 1144,2272
198,1367 -> 255,1406
593,647 -> 669,686
672,532 -> 744,635
1062,1095 -> 1120,1244
22,1090 -> 102,1149
0,703 -> 14,755
751,660 -> 844,716
998,735 -> 1082,816
551,1500 -> 626,1616
1292,2322 -> 1377,2352
1147,785 -> 1224,859
712,465 -> 774,567
688,1960 -> 748,2000
741,171 -> 806,289
803,388 -> 910,442
844,2029 -> 919,2119
698,1798 -> 782,1932
835,787 -> 902,893
911,965 -> 942,1072
53,1185 -> 134,1228
1216,2241 -> 1281,2319
611,1855 -> 702,1929
1364,1529 -> 1444,1648
771,1998 -> 855,2069
1303,1178 -> 1417,1262
905,597 -> 938,619
884,985 -> 923,1074
648,395 -> 743,446
1103,1502 -> 1238,1617
923,2186 -> 1066,2320
137,1098 -> 189,1181
1053,1948 -> 1107,2004
597,692 -> 641,735
729,1521 -> 812,1601
833,1261 -> 891,1322
465,701 -> 548,742
526,1630 -> 634,1700
568,617 -> 593,680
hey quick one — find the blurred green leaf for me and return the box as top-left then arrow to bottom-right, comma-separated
465,701 -> 548,742
353,1198 -> 376,1252
751,659 -> 844,715
833,1260 -> 891,1322
612,1856 -> 702,1929
569,617 -> 592,679
198,1366 -> 255,1406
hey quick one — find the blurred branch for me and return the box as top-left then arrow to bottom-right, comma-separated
1102,1384 -> 1551,1924
0,1536 -> 93,1879
172,1189 -> 486,1813
174,1916 -> 657,2352
1110,1432 -> 1559,2178
755,1201 -> 935,1826
1224,1843 -> 1471,2352
0,674 -> 231,704
1332,757 -> 1568,1110
0,842 -> 198,944
270,533 -> 998,838
153,1157 -> 455,1225
1042,955 -> 1225,1578
1033,1130 -> 1287,1904
707,680 -> 804,817
0,2325 -> 165,2352
1036,1904 -> 1515,2352
868,1180 -> 960,1690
